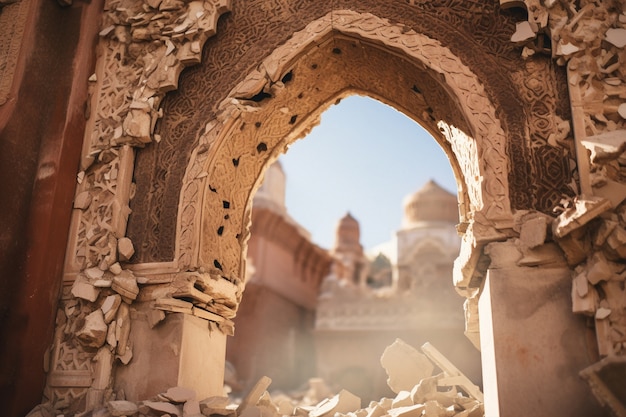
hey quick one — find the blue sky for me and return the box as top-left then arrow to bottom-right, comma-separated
279,95 -> 457,251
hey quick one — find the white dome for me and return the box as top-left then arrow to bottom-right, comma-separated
402,180 -> 458,227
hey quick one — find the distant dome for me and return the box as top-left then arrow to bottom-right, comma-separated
333,212 -> 362,254
254,160 -> 286,211
402,180 -> 458,226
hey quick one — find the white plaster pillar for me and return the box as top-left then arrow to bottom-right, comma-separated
114,304 -> 226,400
479,262 -> 608,417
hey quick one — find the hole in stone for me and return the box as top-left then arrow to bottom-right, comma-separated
289,115 -> 298,125
298,92 -> 304,99
311,63 -> 318,69
257,142 -> 268,153
209,185 -> 217,193
223,200 -> 230,209
217,226 -> 224,236
232,157 -> 240,167
412,85 -> 422,94
281,71 -> 293,84
255,122 -> 262,128
224,214 -> 230,220
250,91 -> 272,102
236,233 -> 241,240
193,282 -> 205,292
213,259 -> 223,270
332,47 -> 342,54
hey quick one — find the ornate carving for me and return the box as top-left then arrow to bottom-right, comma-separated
178,11 -> 514,290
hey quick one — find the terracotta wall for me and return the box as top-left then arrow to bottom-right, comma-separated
0,2 -> 102,415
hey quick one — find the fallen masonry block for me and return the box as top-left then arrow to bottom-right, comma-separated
163,386 -> 197,403
107,400 -> 138,416
421,343 -> 483,403
380,338 -> 434,394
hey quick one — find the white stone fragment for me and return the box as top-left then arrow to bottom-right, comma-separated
77,310 -> 108,348
309,390 -> 361,417
71,275 -> 99,302
596,307 -> 612,320
380,339 -> 434,394
117,237 -> 135,262
618,103 -> 626,120
605,28 -> 626,48
511,21 -> 537,44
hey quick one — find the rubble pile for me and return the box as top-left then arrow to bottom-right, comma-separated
28,339 -> 483,417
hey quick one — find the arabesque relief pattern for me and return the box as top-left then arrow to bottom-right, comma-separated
48,1 -> 233,412
508,0 -> 626,410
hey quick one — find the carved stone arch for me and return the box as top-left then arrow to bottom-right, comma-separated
177,10 -> 514,286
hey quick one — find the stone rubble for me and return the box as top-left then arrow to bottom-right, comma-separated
28,339 -> 482,417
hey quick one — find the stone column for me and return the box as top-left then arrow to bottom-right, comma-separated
478,245 -> 607,417
114,304 -> 227,400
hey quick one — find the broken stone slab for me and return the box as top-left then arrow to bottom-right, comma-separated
309,390 -> 361,417
77,309 -> 108,349
155,297 -> 194,314
112,270 -> 139,301
73,190 -> 92,210
163,386 -> 197,403
552,196 -> 612,238
586,252 -> 614,284
410,374 -> 440,404
237,376 -> 272,415
71,275 -> 100,302
365,404 -> 387,417
115,303 -> 131,356
107,400 -> 138,416
391,391 -> 413,409
101,294 -> 122,323
85,266 -> 105,280
511,20 -> 537,44
421,343 -> 483,403
147,307 -> 166,328
380,339 -> 434,394
519,215 -> 548,249
580,130 -> 626,164
143,400 -> 182,417
199,396 -> 231,416
572,275 -> 597,316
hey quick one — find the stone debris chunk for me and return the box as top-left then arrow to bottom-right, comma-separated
391,391 -> 412,409
164,386 -> 197,403
387,404 -> 425,417
112,270 -> 139,301
77,309 -> 108,348
144,400 -> 182,416
107,400 -> 138,416
553,197 -> 612,238
101,294 -> 122,323
238,376 -> 272,415
511,21 -> 537,44
73,191 -> 92,209
71,275 -> 99,302
183,399 -> 202,417
380,339 -> 434,394
199,396 -> 233,416
309,390 -> 361,417
605,28 -> 626,48
118,237 -> 135,261
519,216 -> 547,249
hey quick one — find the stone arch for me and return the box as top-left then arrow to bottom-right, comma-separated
176,10 -> 513,285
